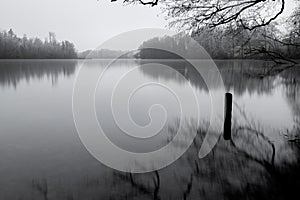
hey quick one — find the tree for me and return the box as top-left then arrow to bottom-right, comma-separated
0,29 -> 77,59
112,0 -> 300,64
117,0 -> 285,30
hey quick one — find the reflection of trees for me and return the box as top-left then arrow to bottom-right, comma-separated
281,67 -> 300,117
27,115 -> 299,200
110,105 -> 299,199
32,179 -> 49,200
0,60 -> 77,88
113,171 -> 161,200
139,60 -> 299,96
216,60 -> 277,95
108,122 -> 296,199
281,67 -> 300,146
139,59 -> 207,90
10,59 -> 300,199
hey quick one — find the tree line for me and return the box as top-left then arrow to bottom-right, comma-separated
136,34 -> 207,59
137,23 -> 300,60
119,0 -> 300,64
78,49 -> 133,59
0,29 -> 77,59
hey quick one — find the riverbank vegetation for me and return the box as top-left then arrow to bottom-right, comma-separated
0,29 -> 77,59
120,0 -> 300,65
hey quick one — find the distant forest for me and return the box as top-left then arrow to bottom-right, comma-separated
0,29 -> 77,59
2,21 -> 300,61
78,49 -> 134,59
137,27 -> 300,60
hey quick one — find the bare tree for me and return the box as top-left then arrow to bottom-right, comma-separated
110,0 -> 300,66
115,0 -> 285,30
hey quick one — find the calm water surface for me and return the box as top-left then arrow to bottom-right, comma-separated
0,59 -> 299,199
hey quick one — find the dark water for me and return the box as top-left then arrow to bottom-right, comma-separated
0,59 -> 299,199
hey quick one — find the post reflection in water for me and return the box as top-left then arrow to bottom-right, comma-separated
0,59 -> 299,199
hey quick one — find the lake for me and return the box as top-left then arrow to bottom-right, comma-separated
0,59 -> 299,199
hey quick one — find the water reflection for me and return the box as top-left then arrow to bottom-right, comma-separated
282,67 -> 300,117
0,60 -> 77,88
139,60 -> 288,96
0,59 -> 299,199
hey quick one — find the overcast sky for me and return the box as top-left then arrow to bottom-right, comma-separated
0,0 -> 298,52
0,0 -> 167,51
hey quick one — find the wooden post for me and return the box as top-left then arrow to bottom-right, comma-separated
224,93 -> 233,140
